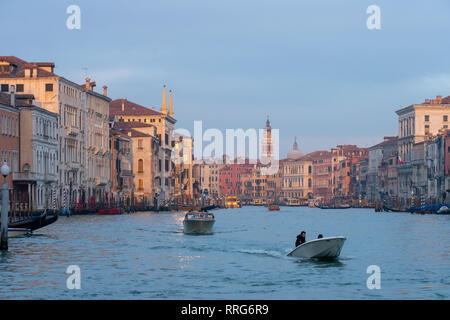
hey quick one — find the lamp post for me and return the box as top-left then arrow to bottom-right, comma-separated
1,161 -> 11,250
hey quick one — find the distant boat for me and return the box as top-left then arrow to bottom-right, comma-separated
287,236 -> 346,259
98,208 -> 123,215
318,204 -> 351,209
437,206 -> 450,215
268,204 -> 280,211
183,211 -> 215,234
7,228 -> 31,238
224,196 -> 242,208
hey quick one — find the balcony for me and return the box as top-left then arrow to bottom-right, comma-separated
65,124 -> 79,137
95,176 -> 109,186
13,172 -> 57,182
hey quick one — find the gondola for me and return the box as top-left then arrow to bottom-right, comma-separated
8,211 -> 58,231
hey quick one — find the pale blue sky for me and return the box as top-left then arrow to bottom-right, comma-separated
2,0 -> 450,156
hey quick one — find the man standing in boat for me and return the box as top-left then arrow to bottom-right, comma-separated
295,231 -> 306,247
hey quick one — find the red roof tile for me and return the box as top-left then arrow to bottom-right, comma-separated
110,99 -> 162,117
0,56 -> 57,78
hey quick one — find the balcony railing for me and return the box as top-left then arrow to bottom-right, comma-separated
13,172 -> 57,182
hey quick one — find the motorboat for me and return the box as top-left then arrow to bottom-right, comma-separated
8,228 -> 31,238
268,204 -> 280,211
98,208 -> 123,215
183,211 -> 215,234
287,236 -> 346,259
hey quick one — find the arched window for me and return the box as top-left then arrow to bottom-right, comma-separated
138,159 -> 144,172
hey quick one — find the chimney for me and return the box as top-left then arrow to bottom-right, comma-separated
103,85 -> 108,96
32,64 -> 38,78
425,99 -> 430,104
24,68 -> 31,78
10,85 -> 15,107
437,95 -> 442,104
85,78 -> 90,91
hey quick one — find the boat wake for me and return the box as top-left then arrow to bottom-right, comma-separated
236,248 -> 288,259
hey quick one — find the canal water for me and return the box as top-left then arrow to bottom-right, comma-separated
0,206 -> 449,299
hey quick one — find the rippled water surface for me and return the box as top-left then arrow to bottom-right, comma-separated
0,206 -> 449,299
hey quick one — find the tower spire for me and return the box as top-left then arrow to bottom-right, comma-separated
169,90 -> 173,117
161,85 -> 167,114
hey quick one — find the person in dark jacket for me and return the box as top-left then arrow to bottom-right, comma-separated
317,234 -> 323,239
295,231 -> 306,247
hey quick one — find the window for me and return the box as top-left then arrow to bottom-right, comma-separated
138,159 -> 143,173
16,84 -> 24,92
45,83 -> 53,92
138,179 -> 143,190
138,139 -> 143,149
1,84 -> 8,92
425,115 -> 430,122
425,125 -> 430,135
444,125 -> 448,129
444,115 -> 448,122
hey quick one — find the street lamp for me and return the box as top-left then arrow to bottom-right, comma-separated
1,161 -> 11,250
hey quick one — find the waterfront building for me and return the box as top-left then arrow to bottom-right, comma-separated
111,119 -> 160,207
353,157 -> 369,205
265,169 -> 282,204
219,160 -> 253,198
0,91 -> 58,216
310,150 -> 332,202
173,133 -> 194,205
331,145 -> 368,200
0,93 -> 20,189
82,79 -> 111,206
367,136 -> 398,202
196,159 -> 222,204
109,86 -> 176,203
0,56 -> 111,209
280,139 -> 313,203
396,95 -> 450,205
110,124 -> 134,208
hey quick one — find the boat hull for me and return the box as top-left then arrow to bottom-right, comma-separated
8,228 -> 31,238
9,214 -> 58,231
287,236 -> 346,259
183,220 -> 215,234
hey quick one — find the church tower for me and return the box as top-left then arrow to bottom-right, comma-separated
161,85 -> 167,114
262,116 -> 273,159
169,90 -> 174,117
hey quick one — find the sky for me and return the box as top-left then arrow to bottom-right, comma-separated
2,0 -> 450,157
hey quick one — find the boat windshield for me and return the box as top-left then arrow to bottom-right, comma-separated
185,213 -> 215,219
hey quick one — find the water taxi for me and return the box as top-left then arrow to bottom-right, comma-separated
268,204 -> 280,211
183,211 -> 215,234
224,196 -> 242,208
285,198 -> 301,206
253,199 -> 267,206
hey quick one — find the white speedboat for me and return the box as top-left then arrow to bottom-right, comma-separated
287,236 -> 346,259
8,228 -> 31,238
183,211 -> 215,234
